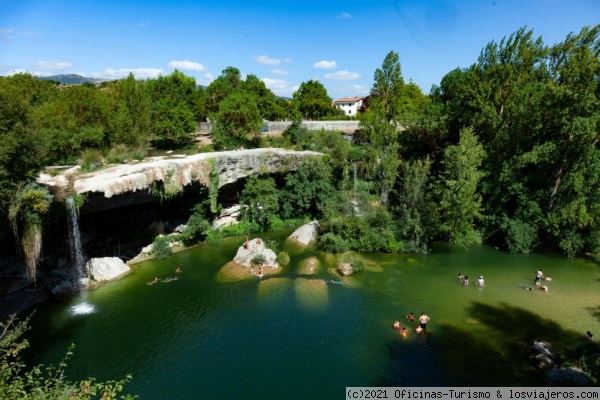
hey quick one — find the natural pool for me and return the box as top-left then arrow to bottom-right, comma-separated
25,231 -> 600,398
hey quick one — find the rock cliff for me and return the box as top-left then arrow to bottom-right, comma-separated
38,148 -> 321,212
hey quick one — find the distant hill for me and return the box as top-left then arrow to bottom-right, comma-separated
37,74 -> 110,85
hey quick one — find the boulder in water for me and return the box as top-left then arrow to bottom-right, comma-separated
288,221 -> 320,245
232,238 -> 278,268
85,257 -> 131,285
547,367 -> 593,386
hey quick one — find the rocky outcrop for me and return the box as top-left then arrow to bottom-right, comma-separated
38,148 -> 322,212
213,204 -> 245,229
232,238 -> 278,268
529,341 -> 555,369
288,221 -> 320,245
85,257 -> 131,284
336,263 -> 354,276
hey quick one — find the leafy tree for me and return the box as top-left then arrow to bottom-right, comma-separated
281,157 -> 334,219
204,66 -> 244,115
147,70 -> 198,149
111,73 -> 152,147
392,157 -> 436,253
292,80 -> 336,120
434,127 -> 486,248
211,90 -> 262,150
240,176 -> 280,230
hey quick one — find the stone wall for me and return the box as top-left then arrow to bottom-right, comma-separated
198,120 -> 360,134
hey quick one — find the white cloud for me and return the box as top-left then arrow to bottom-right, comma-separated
102,68 -> 164,79
0,65 -> 27,76
313,60 -> 337,69
261,78 -> 296,97
253,55 -> 282,66
34,60 -> 73,70
204,72 -> 215,80
138,20 -> 150,27
168,60 -> 207,72
270,69 -> 289,76
336,12 -> 353,19
324,70 -> 361,81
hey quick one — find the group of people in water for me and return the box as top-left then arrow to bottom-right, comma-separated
147,267 -> 182,285
457,273 -> 485,287
393,311 -> 430,338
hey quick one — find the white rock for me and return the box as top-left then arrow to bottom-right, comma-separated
232,238 -> 278,268
86,257 -> 131,283
288,221 -> 320,245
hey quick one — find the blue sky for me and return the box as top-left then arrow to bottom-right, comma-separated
1,0 -> 598,98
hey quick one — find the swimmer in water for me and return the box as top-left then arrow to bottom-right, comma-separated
326,279 -> 344,285
147,277 -> 160,285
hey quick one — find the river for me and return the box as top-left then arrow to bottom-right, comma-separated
25,231 -> 600,398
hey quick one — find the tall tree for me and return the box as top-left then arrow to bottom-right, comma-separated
211,91 -> 262,150
111,72 -> 152,147
434,127 -> 486,248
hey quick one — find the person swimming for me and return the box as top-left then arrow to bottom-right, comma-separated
147,277 -> 160,285
162,276 -> 178,283
400,326 -> 408,338
327,279 -> 344,285
175,267 -> 182,274
393,320 -> 400,329
406,312 -> 415,322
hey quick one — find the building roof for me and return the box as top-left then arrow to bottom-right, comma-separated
334,97 -> 363,104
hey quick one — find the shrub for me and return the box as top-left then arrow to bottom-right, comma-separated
505,218 -> 538,253
340,252 -> 366,273
276,251 -> 291,266
251,253 -> 266,266
180,214 -> 210,246
80,148 -> 103,172
152,235 -> 172,259
319,232 -> 349,253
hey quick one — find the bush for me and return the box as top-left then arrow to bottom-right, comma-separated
505,218 -> 538,253
80,148 -> 103,172
152,235 -> 172,259
340,252 -> 366,273
180,214 -> 210,246
319,232 -> 349,253
276,251 -> 290,266
251,253 -> 266,266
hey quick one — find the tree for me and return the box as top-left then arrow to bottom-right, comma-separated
204,66 -> 244,115
292,80 -> 335,120
393,157 -> 436,253
111,73 -> 152,147
147,70 -> 198,149
359,51 -> 406,205
211,91 -> 262,150
434,127 -> 486,248
240,176 -> 280,229
281,157 -> 334,219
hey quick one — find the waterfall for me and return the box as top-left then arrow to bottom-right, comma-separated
66,196 -> 94,315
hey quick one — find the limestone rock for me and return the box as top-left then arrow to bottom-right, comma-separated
547,367 -> 593,386
213,204 -> 245,229
529,341 -> 555,369
232,238 -> 278,268
337,262 -> 354,276
86,257 -> 131,283
288,221 -> 320,245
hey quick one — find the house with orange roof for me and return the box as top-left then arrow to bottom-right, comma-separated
333,96 -> 363,117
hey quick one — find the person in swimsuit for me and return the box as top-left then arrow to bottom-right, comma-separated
406,312 -> 415,322
419,312 -> 430,330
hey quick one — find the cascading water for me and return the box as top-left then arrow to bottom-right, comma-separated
352,162 -> 360,215
65,196 -> 95,315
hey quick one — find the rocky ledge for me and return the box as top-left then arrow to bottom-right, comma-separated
38,148 -> 322,211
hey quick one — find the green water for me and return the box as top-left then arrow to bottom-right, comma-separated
26,232 -> 600,398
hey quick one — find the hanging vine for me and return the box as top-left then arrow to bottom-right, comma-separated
8,183 -> 53,284
207,158 -> 220,213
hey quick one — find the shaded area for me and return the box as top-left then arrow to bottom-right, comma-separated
585,305 -> 600,323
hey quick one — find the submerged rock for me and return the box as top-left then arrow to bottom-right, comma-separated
529,341 -> 555,369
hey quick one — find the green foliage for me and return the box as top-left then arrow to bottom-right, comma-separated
292,80 -> 336,120
240,176 -> 280,230
276,251 -> 290,266
251,253 -> 267,266
504,218 -> 538,253
208,159 -> 220,213
80,148 -> 103,172
0,314 -> 135,399
281,157 -> 333,219
340,252 -> 366,273
180,213 -> 211,246
319,232 -> 349,253
151,235 -> 172,259
434,127 -> 486,248
211,91 -> 262,150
